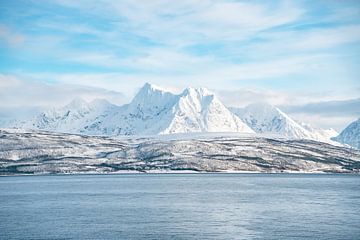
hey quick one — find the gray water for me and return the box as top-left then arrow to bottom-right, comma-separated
0,174 -> 359,240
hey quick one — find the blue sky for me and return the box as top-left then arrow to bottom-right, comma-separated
0,0 -> 359,130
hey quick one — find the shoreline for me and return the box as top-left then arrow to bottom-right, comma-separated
1,170 -> 359,177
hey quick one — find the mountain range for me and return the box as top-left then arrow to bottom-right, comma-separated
2,83 -> 359,148
21,83 -> 254,135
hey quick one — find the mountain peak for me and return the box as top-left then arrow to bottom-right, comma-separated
130,83 -> 177,113
139,82 -> 168,94
244,102 -> 285,119
133,83 -> 173,99
333,118 -> 360,149
234,102 -> 313,139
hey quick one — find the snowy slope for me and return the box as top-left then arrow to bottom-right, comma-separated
82,83 -> 179,135
161,87 -> 254,134
230,103 -> 338,143
231,103 -> 313,139
333,118 -> 360,149
24,98 -> 118,133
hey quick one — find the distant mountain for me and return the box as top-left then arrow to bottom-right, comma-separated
332,118 -> 360,149
231,103 -> 313,139
24,98 -> 118,133
230,103 -> 338,143
24,83 -> 254,135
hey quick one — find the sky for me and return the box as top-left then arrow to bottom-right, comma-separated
0,0 -> 359,131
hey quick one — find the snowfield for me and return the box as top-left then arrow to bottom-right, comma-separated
1,129 -> 359,175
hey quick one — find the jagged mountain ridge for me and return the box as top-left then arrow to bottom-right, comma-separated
25,83 -> 254,135
333,118 -> 360,149
9,83 -> 345,143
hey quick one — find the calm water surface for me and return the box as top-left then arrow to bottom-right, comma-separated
0,173 -> 359,240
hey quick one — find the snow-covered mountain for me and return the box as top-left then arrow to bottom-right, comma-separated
85,83 -> 254,135
333,118 -> 360,149
231,103 -> 313,139
11,83 -> 343,143
230,103 -> 338,143
161,86 -> 254,134
24,83 -> 254,135
24,98 -> 119,133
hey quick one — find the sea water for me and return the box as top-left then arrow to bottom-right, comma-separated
0,173 -> 359,239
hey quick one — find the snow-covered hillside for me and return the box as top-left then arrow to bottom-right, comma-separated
230,103 -> 338,143
23,98 -> 119,134
24,83 -> 254,135
333,118 -> 360,149
0,129 -> 359,175
231,103 -> 312,138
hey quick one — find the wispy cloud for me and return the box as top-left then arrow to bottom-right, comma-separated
50,0 -> 303,46
282,98 -> 360,117
281,97 -> 360,131
0,74 -> 126,107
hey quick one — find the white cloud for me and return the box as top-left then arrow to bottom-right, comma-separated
293,25 -> 360,50
216,87 -> 359,108
286,113 -> 357,132
0,74 -> 126,107
217,88 -> 295,108
191,1 -> 303,40
21,52 -> 346,101
61,48 -> 216,72
51,0 -> 303,45
251,24 -> 360,56
282,98 -> 360,117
